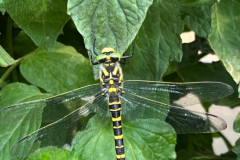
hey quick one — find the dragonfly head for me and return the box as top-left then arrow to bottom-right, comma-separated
101,47 -> 116,55
96,47 -> 121,63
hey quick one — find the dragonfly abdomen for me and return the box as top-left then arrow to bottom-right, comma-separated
110,103 -> 125,160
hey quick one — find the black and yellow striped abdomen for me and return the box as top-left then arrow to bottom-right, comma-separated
100,62 -> 125,160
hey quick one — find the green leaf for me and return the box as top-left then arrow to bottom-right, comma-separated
67,0 -> 153,79
6,0 -> 70,51
208,0 -> 240,84
68,0 -> 153,54
0,0 -> 8,13
165,0 -> 216,6
0,83 -> 52,160
20,43 -> 97,95
28,147 -> 73,160
233,112 -> 240,133
0,83 -> 52,109
0,45 -> 18,67
176,62 -> 240,106
233,138 -> 240,160
13,31 -> 37,57
177,150 -> 237,160
122,0 -> 184,80
72,117 -> 176,160
180,6 -> 211,37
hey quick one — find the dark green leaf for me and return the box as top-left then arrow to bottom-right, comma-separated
177,150 -> 237,160
20,43 -> 97,94
233,112 -> 240,133
0,83 -> 52,160
180,6 -> 211,37
232,138 -> 240,160
72,117 -> 176,160
13,31 -> 37,57
173,36 -> 213,67
6,0 -> 70,51
165,0 -> 216,6
208,0 -> 240,84
177,62 -> 240,106
122,0 -> 184,80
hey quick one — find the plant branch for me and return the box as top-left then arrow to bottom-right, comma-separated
6,15 -> 18,82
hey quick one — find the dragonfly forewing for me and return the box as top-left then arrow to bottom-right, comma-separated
123,80 -> 233,106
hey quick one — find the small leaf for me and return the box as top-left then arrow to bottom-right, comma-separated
180,6 -> 211,37
28,147 -> 73,160
233,138 -> 240,160
208,0 -> 240,84
0,83 -> 52,160
122,0 -> 184,80
165,0 -> 216,6
6,0 -> 70,51
0,45 -> 18,67
20,43 -> 97,95
233,112 -> 240,133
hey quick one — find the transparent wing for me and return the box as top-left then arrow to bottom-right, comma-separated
1,83 -> 102,124
12,95 -> 110,158
123,80 -> 233,106
121,92 -> 227,134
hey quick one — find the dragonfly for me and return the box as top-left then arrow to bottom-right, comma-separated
0,39 -> 234,160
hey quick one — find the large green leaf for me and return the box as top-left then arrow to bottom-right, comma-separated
0,83 -> 52,160
177,62 -> 240,107
68,0 -> 153,54
208,0 -> 240,85
5,0 -> 70,51
165,0 -> 216,6
122,0 -> 184,80
180,6 -> 211,37
71,117 -> 176,160
20,43 -> 97,95
67,0 -> 153,79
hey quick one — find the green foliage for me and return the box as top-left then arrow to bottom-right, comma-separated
0,0 -> 239,160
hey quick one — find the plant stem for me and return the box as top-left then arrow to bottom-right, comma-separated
6,16 -> 18,82
218,131 -> 233,150
0,59 -> 21,86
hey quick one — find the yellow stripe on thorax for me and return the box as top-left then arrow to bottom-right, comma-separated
102,68 -> 109,76
113,66 -> 118,75
112,116 -> 121,121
